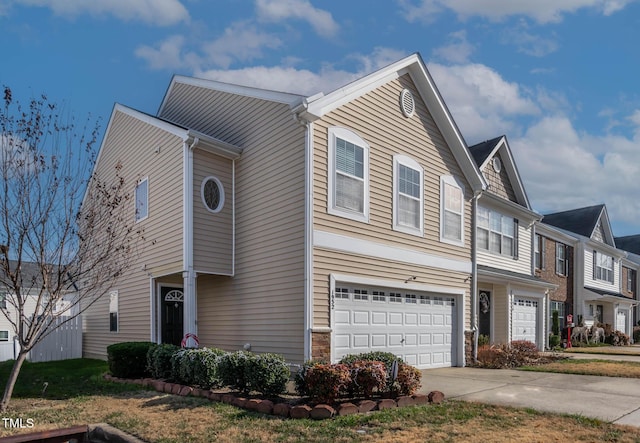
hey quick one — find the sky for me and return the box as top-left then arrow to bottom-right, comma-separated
1,0 -> 640,236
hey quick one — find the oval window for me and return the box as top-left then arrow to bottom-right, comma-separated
201,176 -> 224,213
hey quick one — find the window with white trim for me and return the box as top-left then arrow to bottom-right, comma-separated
441,176 -> 464,245
627,268 -> 636,292
594,251 -> 614,283
534,234 -> 544,270
556,242 -> 568,276
393,155 -> 423,235
328,127 -> 369,222
109,290 -> 119,332
477,206 -> 518,257
550,301 -> 565,330
0,331 -> 8,342
0,293 -> 6,309
201,176 -> 225,213
135,178 -> 149,222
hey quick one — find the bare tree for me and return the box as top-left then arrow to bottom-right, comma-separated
0,87 -> 141,412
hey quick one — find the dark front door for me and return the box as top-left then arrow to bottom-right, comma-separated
479,291 -> 491,340
161,287 -> 184,346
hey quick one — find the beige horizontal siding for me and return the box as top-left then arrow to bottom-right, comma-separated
83,110 -> 185,359
193,149 -> 233,274
313,74 -> 472,262
313,248 -> 471,331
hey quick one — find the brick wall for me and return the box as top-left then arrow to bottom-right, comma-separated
534,236 -> 574,311
311,331 -> 330,362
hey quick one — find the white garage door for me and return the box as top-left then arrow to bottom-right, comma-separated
332,286 -> 457,369
512,298 -> 538,344
617,309 -> 628,334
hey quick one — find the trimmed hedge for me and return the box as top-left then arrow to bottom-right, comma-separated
147,343 -> 180,380
245,353 -> 290,397
107,341 -> 154,379
171,347 -> 226,388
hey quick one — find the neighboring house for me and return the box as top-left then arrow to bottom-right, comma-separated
468,136 -> 555,351
83,53 -> 487,368
613,235 -> 640,327
534,222 -> 577,342
543,205 -> 635,337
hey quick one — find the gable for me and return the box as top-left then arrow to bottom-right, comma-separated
481,152 -> 518,203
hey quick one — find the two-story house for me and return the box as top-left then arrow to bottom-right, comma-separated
468,136 -> 555,351
613,235 -> 640,327
533,222 -> 577,340
83,53 -> 487,368
543,205 -> 635,336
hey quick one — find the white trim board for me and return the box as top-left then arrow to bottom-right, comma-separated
314,230 -> 472,274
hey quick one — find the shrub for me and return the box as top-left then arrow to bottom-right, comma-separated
394,363 -> 422,396
217,351 -> 252,392
552,310 -> 560,336
633,326 -> 640,344
548,334 -> 561,349
475,341 -> 539,369
348,360 -> 386,398
478,334 -> 490,347
245,353 -> 290,396
294,360 -> 325,396
147,343 -> 179,380
304,363 -> 351,404
340,352 -> 403,392
608,331 -> 630,346
107,342 -> 154,379
190,348 -> 226,389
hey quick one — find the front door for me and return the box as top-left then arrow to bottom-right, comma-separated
161,287 -> 184,346
478,290 -> 491,343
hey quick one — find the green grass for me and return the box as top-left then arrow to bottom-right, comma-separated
0,358 -> 143,399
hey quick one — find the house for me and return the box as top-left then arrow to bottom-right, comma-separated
613,234 -> 640,327
82,53 -> 488,368
543,205 -> 636,337
468,136 -> 555,351
533,222 -> 577,341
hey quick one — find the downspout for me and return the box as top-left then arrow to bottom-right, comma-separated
183,137 -> 198,346
471,190 -> 481,363
232,159 -> 236,276
303,121 -> 314,362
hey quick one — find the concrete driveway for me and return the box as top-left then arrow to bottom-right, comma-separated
420,366 -> 640,427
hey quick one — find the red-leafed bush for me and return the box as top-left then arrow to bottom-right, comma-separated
476,340 -> 540,369
304,363 -> 351,404
394,363 -> 422,395
349,360 -> 387,398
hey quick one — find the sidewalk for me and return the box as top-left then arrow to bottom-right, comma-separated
420,366 -> 640,427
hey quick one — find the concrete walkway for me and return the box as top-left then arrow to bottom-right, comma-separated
420,366 -> 640,427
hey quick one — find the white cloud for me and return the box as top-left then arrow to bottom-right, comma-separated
432,30 -> 475,63
195,47 -> 407,95
255,0 -> 339,37
201,22 -> 282,69
13,0 -> 189,26
135,35 -> 194,70
504,23 -> 559,57
398,0 -> 635,24
428,62 -> 540,141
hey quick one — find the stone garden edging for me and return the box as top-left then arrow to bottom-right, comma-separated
104,374 -> 446,420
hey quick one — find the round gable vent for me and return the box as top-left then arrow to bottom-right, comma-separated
400,89 -> 415,118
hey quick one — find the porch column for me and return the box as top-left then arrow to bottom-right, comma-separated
183,270 -> 197,347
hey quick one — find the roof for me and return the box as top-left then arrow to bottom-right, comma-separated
583,286 -> 637,305
468,135 -> 532,210
542,204 -> 606,238
468,136 -> 504,166
477,265 -> 557,289
0,260 -> 47,288
615,235 -> 640,255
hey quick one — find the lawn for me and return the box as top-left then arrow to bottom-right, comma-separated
2,359 -> 640,442
521,358 -> 640,378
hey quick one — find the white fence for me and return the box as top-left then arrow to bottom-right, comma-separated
29,316 -> 82,363
0,316 -> 82,363
0,340 -> 18,362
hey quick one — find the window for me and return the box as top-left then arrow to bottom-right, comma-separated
594,251 -> 614,283
627,269 -> 636,292
393,155 -> 423,235
550,301 -> 565,331
0,293 -> 5,309
477,206 -> 518,257
201,176 -> 225,213
534,234 -> 544,270
556,243 -> 568,276
135,178 -> 149,222
328,128 -> 369,222
0,331 -> 8,342
441,176 -> 464,245
109,290 -> 119,332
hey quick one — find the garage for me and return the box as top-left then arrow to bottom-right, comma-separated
332,285 -> 458,369
511,297 -> 538,344
616,309 -> 629,335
